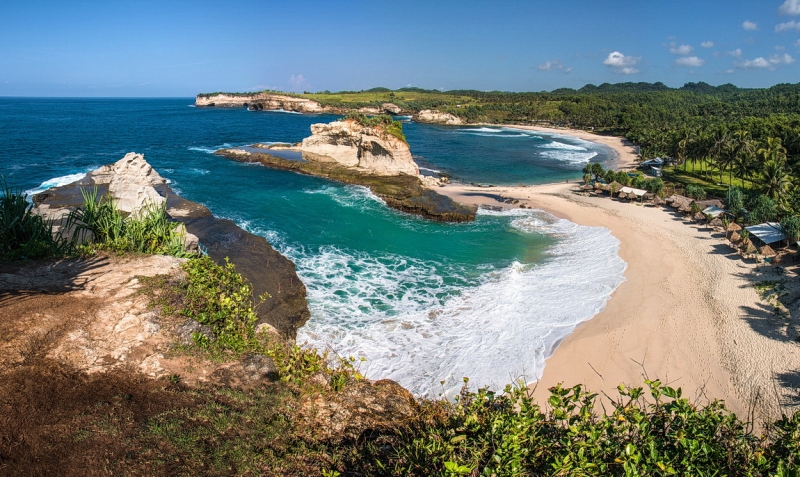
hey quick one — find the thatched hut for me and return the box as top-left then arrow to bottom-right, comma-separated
627,192 -> 638,201
652,195 -> 665,206
709,217 -> 724,228
742,241 -> 757,254
760,245 -> 776,258
693,199 -> 725,210
729,231 -> 742,244
726,222 -> 742,232
693,211 -> 707,222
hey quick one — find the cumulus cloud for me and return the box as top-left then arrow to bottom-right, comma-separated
742,20 -> 759,30
776,20 -> 800,31
736,53 -> 795,70
779,0 -> 800,15
603,51 -> 641,74
537,60 -> 572,73
728,48 -> 743,57
669,43 -> 694,55
701,41 -> 714,48
675,56 -> 705,67
288,74 -> 309,91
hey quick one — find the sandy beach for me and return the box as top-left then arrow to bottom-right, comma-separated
437,180 -> 800,420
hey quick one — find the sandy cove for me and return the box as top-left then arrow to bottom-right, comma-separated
437,181 -> 800,420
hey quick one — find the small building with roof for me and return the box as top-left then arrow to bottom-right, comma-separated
744,222 -> 786,247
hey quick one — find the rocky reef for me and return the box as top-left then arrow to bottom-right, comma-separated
32,153 -> 310,339
216,119 -> 476,222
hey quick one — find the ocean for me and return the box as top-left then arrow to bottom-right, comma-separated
0,97 -> 626,396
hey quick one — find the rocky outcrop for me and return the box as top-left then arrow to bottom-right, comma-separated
299,119 -> 418,176
195,93 -> 330,113
382,102 -> 402,114
414,109 -> 465,125
31,153 -> 311,339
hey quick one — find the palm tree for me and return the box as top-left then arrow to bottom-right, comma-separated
731,130 -> 756,188
759,159 -> 791,201
709,128 -> 732,184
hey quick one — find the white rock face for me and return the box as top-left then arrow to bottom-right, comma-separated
382,103 -> 402,114
90,152 -> 166,215
195,93 -> 327,112
299,120 -> 419,176
415,109 -> 465,125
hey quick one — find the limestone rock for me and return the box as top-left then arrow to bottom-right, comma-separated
299,120 -> 419,176
90,152 -> 167,215
414,109 -> 465,125
175,319 -> 215,346
382,103 -> 402,115
195,93 -> 328,113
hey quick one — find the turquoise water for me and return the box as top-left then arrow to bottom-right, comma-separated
1,98 -> 625,395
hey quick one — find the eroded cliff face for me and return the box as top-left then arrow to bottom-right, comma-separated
300,120 -> 419,176
195,93 -> 329,113
414,109 -> 465,125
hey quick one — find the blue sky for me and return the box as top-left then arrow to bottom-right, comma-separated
2,0 -> 800,96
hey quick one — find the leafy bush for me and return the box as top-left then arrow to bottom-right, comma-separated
780,215 -> 800,243
66,187 -> 191,256
344,112 -> 407,143
748,194 -> 777,224
0,180 -> 72,261
685,183 -> 707,200
727,186 -> 745,219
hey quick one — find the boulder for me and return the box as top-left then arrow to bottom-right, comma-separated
300,120 -> 419,176
382,103 -> 402,114
91,152 -> 167,215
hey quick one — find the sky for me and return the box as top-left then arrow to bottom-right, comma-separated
2,0 -> 800,96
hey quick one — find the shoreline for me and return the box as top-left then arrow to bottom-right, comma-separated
486,123 -> 639,171
436,181 -> 800,419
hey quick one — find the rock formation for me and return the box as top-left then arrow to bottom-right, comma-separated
195,93 -> 329,113
414,109 -> 465,125
299,119 -> 419,176
382,102 -> 402,114
32,153 -> 311,339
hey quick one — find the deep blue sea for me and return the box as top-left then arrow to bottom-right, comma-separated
0,98 -> 625,395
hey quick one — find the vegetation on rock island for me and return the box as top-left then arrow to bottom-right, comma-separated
344,111 -> 407,144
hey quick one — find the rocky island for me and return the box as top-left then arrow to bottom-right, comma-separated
215,115 -> 477,222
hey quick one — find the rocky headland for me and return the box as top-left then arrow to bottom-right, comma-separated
413,109 -> 465,125
216,118 -> 476,222
31,152 -> 310,340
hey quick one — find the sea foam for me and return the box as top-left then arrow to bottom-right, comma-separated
283,197 -> 626,397
23,172 -> 87,197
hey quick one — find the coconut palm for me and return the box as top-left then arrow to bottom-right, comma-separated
759,159 -> 791,201
732,130 -> 756,188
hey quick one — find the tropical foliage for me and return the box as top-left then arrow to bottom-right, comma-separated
0,180 -> 72,260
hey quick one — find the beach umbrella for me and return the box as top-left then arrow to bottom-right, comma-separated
726,222 -> 742,232
693,212 -> 706,221
743,241 -> 757,254
627,192 -> 638,200
652,195 -> 665,206
709,217 -> 724,228
760,245 -> 776,257
581,184 -> 594,191
729,231 -> 742,244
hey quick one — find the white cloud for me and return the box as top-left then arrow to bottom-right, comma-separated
776,20 -> 800,31
603,51 -> 641,74
669,43 -> 694,55
537,60 -> 572,73
796,39 -> 800,47
725,68 -> 735,74
736,53 -> 795,70
779,0 -> 800,15
701,41 -> 714,48
728,48 -> 743,57
288,74 -> 309,91
676,56 -> 705,67
742,20 -> 759,30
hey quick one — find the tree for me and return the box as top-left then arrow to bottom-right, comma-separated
748,195 -> 777,224
780,216 -> 800,244
686,184 -> 706,200
726,186 -> 745,220
759,159 -> 790,201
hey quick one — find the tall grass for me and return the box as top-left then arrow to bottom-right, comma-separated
0,179 -> 71,260
66,187 -> 193,257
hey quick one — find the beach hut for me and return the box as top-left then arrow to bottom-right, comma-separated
692,211 -> 707,222
744,222 -> 786,247
726,222 -> 742,237
701,205 -> 726,219
619,186 -> 647,202
694,199 -> 725,210
607,181 -> 622,196
729,231 -> 742,244
709,217 -> 724,229
652,195 -> 665,206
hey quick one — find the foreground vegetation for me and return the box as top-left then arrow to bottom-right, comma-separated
0,185 -> 193,262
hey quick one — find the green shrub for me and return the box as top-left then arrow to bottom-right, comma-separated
66,187 -> 191,257
0,179 -> 72,261
344,112 -> 407,143
685,183 -> 707,200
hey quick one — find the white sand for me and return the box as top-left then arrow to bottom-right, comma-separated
438,182 -> 800,420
